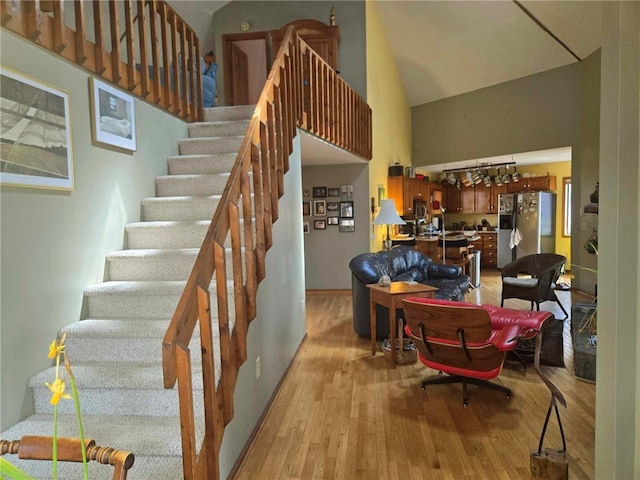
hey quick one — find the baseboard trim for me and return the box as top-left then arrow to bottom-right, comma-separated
226,333 -> 309,479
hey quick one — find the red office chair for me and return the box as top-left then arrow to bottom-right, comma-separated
402,297 -> 522,405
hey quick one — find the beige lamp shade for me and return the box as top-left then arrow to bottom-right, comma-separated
373,199 -> 406,226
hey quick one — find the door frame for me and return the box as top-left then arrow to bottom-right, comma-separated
222,32 -> 270,106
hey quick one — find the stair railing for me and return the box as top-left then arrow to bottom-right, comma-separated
1,0 -> 203,122
161,26 -> 371,480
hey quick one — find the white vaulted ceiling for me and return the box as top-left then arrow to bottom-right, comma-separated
373,0 -> 602,106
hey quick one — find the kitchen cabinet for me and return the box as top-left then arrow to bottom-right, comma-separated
507,175 -> 557,193
445,184 -> 475,213
475,183 -> 508,213
387,176 -> 430,216
429,182 -> 443,215
415,238 -> 438,259
472,232 -> 498,268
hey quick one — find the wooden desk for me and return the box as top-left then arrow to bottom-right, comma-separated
367,282 -> 439,368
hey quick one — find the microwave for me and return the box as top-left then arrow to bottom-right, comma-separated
413,199 -> 427,219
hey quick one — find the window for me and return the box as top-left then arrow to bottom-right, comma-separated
562,177 -> 571,237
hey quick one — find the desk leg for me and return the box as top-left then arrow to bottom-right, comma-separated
370,299 -> 376,356
389,300 -> 397,368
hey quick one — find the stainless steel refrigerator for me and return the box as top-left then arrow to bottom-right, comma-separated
497,191 -> 556,268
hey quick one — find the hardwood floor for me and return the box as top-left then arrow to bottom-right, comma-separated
232,271 -> 595,479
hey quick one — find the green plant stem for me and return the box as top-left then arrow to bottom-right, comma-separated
0,458 -> 37,480
52,405 -> 58,480
68,375 -> 89,480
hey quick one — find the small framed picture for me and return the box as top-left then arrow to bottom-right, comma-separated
339,218 -> 355,232
327,201 -> 339,212
303,222 -> 310,234
328,187 -> 340,197
312,186 -> 327,198
340,201 -> 354,218
90,77 -> 136,152
314,219 -> 326,230
327,216 -> 339,225
341,184 -> 353,199
302,201 -> 311,216
314,200 -> 326,216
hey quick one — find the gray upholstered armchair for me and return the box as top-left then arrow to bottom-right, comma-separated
500,253 -> 568,318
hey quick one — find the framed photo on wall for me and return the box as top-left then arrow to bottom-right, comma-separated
327,216 -> 339,225
339,201 -> 354,218
312,186 -> 327,198
303,201 -> 311,216
328,187 -> 340,197
314,200 -> 326,216
90,77 -> 136,152
314,219 -> 326,230
327,201 -> 339,212
303,222 -> 310,234
339,218 -> 355,232
0,66 -> 75,190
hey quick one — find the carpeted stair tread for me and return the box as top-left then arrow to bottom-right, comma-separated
167,153 -> 237,175
84,280 -> 189,296
125,220 -> 210,249
178,136 -> 244,155
187,119 -> 250,138
203,104 -> 254,122
106,247 -> 242,281
155,172 -> 230,197
62,318 -> 176,338
141,195 -> 221,221
28,362 -> 198,390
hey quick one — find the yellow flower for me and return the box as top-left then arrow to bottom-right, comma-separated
46,378 -> 72,405
47,334 -> 67,359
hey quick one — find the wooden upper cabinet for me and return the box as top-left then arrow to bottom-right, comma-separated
507,175 -> 557,193
475,183 -> 508,213
271,19 -> 341,70
387,176 -> 430,216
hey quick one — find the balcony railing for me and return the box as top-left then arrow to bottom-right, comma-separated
1,0 -> 203,122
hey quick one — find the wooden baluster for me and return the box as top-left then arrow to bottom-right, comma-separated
1,0 -> 19,26
22,1 -> 38,40
250,137 -> 267,282
175,344 -> 197,479
259,120 -> 273,252
74,1 -> 86,64
123,0 -> 137,91
194,35 -> 203,121
136,0 -> 149,98
178,20 -> 188,117
109,1 -> 121,84
49,0 -> 65,53
186,30 -> 196,121
91,1 -> 105,73
168,12 -> 180,115
158,2 -> 171,110
196,284 -> 220,479
147,0 -> 160,104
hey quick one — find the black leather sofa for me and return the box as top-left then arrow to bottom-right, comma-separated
349,246 -> 471,339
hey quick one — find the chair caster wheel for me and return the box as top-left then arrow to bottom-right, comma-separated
463,402 -> 468,407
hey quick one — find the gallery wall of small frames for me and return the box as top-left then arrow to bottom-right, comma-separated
303,184 -> 355,233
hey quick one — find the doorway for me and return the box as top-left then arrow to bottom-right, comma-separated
222,33 -> 269,106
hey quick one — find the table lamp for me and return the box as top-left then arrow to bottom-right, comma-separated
372,199 -> 406,286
